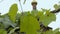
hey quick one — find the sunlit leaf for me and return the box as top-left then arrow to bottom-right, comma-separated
31,10 -> 56,26
39,10 -> 56,26
20,14 -> 40,34
8,4 -> 18,22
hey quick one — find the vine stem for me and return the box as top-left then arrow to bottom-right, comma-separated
8,27 -> 19,34
19,0 -> 23,13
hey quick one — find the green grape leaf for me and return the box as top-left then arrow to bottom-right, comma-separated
31,10 -> 56,26
20,14 -> 40,34
39,10 -> 56,26
8,4 -> 18,22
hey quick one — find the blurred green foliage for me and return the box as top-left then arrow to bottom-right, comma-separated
0,2 -> 60,34
0,29 -> 7,34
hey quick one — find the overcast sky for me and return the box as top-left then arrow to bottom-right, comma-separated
0,0 -> 60,30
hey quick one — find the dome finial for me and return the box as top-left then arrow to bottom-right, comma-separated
31,0 -> 37,5
31,0 -> 37,10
